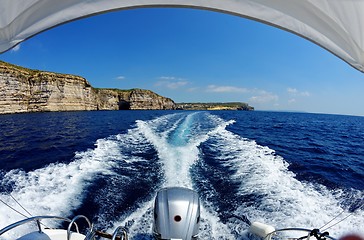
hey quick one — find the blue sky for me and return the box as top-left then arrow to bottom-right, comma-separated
1,7 -> 364,116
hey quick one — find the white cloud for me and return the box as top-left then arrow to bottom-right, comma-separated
166,81 -> 189,89
288,98 -> 296,103
115,76 -> 125,80
287,87 -> 310,97
249,91 -> 279,103
300,91 -> 311,97
155,76 -> 189,89
187,87 -> 199,92
159,76 -> 176,80
206,85 -> 248,93
205,85 -> 279,105
287,87 -> 298,94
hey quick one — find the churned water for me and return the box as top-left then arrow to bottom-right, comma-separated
0,111 -> 363,239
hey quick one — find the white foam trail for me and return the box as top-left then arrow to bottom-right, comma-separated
136,114 -> 197,188
107,112 -> 239,239
0,137 -> 123,239
209,124 -> 364,237
135,112 -> 235,188
107,199 -> 154,238
199,205 -> 236,239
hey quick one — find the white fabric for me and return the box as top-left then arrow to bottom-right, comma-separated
0,0 -> 363,72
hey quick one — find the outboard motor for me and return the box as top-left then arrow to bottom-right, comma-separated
153,187 -> 200,240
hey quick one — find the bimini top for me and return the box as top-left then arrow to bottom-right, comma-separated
0,0 -> 363,73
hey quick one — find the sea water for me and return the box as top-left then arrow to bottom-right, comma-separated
0,111 -> 363,239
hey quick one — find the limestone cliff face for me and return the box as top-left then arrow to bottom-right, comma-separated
95,88 -> 176,110
0,61 -> 175,114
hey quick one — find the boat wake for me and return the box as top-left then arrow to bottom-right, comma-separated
0,112 -> 363,239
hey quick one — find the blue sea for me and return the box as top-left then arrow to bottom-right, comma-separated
0,111 -> 363,239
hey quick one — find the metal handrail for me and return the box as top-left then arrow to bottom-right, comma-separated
0,215 -> 71,236
111,226 -> 128,240
266,228 -> 337,240
67,215 -> 93,240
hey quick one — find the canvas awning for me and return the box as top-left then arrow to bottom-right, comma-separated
0,0 -> 363,72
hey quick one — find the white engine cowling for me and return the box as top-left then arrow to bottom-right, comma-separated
153,187 -> 200,240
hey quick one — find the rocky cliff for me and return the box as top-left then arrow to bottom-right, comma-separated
176,102 -> 254,111
0,61 -> 175,114
94,88 -> 176,110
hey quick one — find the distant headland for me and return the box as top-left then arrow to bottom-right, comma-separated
176,102 -> 254,111
0,60 -> 253,114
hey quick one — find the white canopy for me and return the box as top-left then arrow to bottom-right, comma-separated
0,0 -> 364,73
